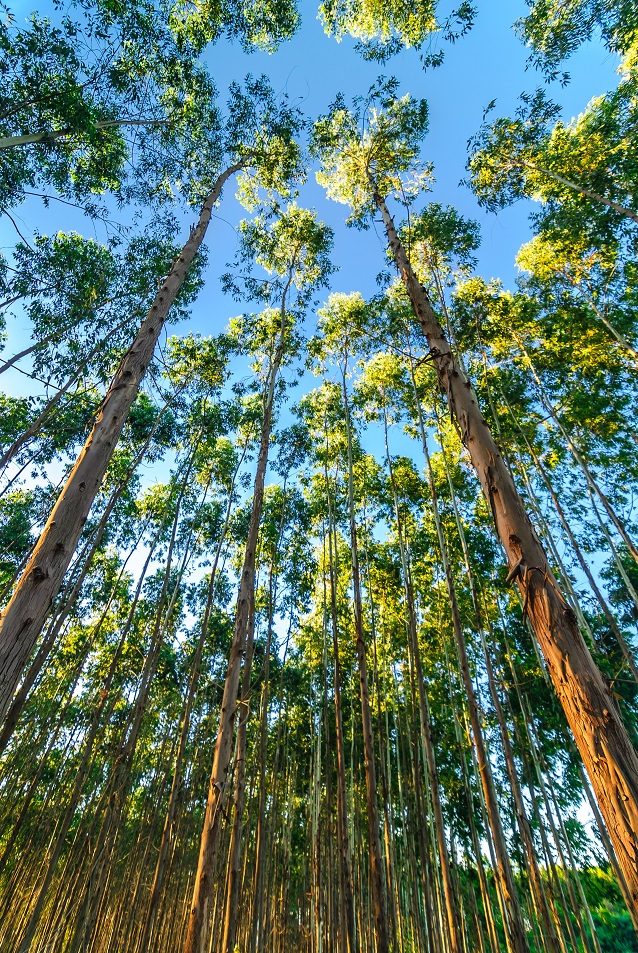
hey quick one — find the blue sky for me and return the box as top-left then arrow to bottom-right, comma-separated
191,0 -> 621,321
0,0 -> 622,406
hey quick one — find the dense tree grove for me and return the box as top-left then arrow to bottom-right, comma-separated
1,1 -> 638,951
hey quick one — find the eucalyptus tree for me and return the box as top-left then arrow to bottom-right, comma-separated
136,336 -> 243,953
298,381 -> 363,953
60,442 -> 228,953
319,0 -> 475,66
516,0 -> 637,80
5,334 -> 230,953
0,481 -> 172,945
184,204 -> 333,953
235,424 -> 313,952
356,338 -> 542,953
0,390 -> 181,753
0,3 -> 203,211
223,465 -> 315,952
0,0 -> 299,212
308,297 -> 394,953
450,264 -> 638,615
467,78 -> 638,233
0,78 -> 305,724
398,202 -> 637,655
312,79 -> 638,914
0,229 -> 202,377
358,363 -> 465,953
514,229 -> 638,363
0,228 -> 204,478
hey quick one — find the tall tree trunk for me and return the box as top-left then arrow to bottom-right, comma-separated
0,402 -> 171,753
221,592 -> 256,953
250,488 -> 293,953
0,162 -> 241,721
64,463 -> 196,953
382,403 -> 462,953
341,365 -> 389,953
374,188 -> 638,915
183,303 -> 286,953
406,358 -> 529,953
431,398 -> 562,953
324,463 -> 359,953
138,443 -> 243,953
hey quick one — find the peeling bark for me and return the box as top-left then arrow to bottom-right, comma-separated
373,188 -> 638,921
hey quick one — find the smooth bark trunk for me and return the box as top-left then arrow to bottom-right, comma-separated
183,302 -> 286,953
0,163 -> 241,721
342,368 -> 389,953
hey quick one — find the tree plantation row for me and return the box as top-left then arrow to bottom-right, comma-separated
0,1 -> 637,951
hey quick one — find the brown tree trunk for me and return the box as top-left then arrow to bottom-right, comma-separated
433,408 -> 562,953
221,593 -> 256,953
0,402 -> 171,753
341,367 -> 389,953
326,480 -> 359,953
383,403 -> 463,953
406,360 -> 529,953
183,306 -> 286,953
64,465 -> 195,953
374,188 -> 638,917
483,632 -> 561,953
249,487 -> 293,953
0,163 -> 241,722
138,444 -> 242,953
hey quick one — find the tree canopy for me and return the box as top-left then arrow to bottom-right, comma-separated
0,2 -> 637,953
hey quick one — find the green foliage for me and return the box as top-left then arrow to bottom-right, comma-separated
517,0 -> 638,79
1,4 -> 637,952
467,77 -> 638,245
312,77 -> 430,226
319,0 -> 475,67
0,13 -> 128,204
169,0 -> 299,54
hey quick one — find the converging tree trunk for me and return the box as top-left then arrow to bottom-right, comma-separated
326,466 -> 359,953
373,187 -> 638,918
0,163 -> 241,723
183,304 -> 286,953
341,365 -> 389,953
383,403 -> 463,953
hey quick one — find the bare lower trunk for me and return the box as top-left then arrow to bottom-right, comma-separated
0,163 -> 241,721
0,405 -> 170,752
383,402 -> 463,953
374,188 -> 638,917
138,449 -> 239,953
342,368 -> 389,953
221,596 -> 256,953
183,314 -> 285,953
326,470 -> 359,953
433,405 -> 561,953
